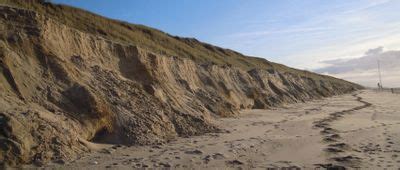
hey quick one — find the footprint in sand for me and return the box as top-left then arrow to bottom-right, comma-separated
324,147 -> 343,153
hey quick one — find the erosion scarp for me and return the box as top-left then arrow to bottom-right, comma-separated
0,1 -> 361,166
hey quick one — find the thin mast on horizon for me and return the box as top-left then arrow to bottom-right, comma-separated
378,59 -> 383,89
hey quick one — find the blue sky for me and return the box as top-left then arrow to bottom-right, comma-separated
53,0 -> 400,71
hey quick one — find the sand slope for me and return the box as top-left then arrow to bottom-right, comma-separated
32,90 -> 400,169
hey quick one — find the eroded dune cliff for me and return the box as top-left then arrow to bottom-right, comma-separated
0,1 -> 361,166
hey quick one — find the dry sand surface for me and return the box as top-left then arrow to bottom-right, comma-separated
33,90 -> 400,169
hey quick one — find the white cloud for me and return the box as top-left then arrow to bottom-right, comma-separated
315,47 -> 400,87
229,26 -> 332,38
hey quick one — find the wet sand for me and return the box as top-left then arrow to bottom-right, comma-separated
39,90 -> 400,169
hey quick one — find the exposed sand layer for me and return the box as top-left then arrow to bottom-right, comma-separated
28,90 -> 399,169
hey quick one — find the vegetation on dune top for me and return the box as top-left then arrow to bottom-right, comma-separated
0,0 -> 360,86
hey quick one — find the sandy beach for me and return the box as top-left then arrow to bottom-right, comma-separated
29,90 -> 400,169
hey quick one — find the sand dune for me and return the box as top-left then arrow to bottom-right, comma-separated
0,3 -> 360,165
29,90 -> 399,169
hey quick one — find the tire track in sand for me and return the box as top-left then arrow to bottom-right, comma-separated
313,92 -> 372,168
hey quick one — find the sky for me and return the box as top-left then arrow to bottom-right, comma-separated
316,47 -> 400,87
52,0 -> 400,87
